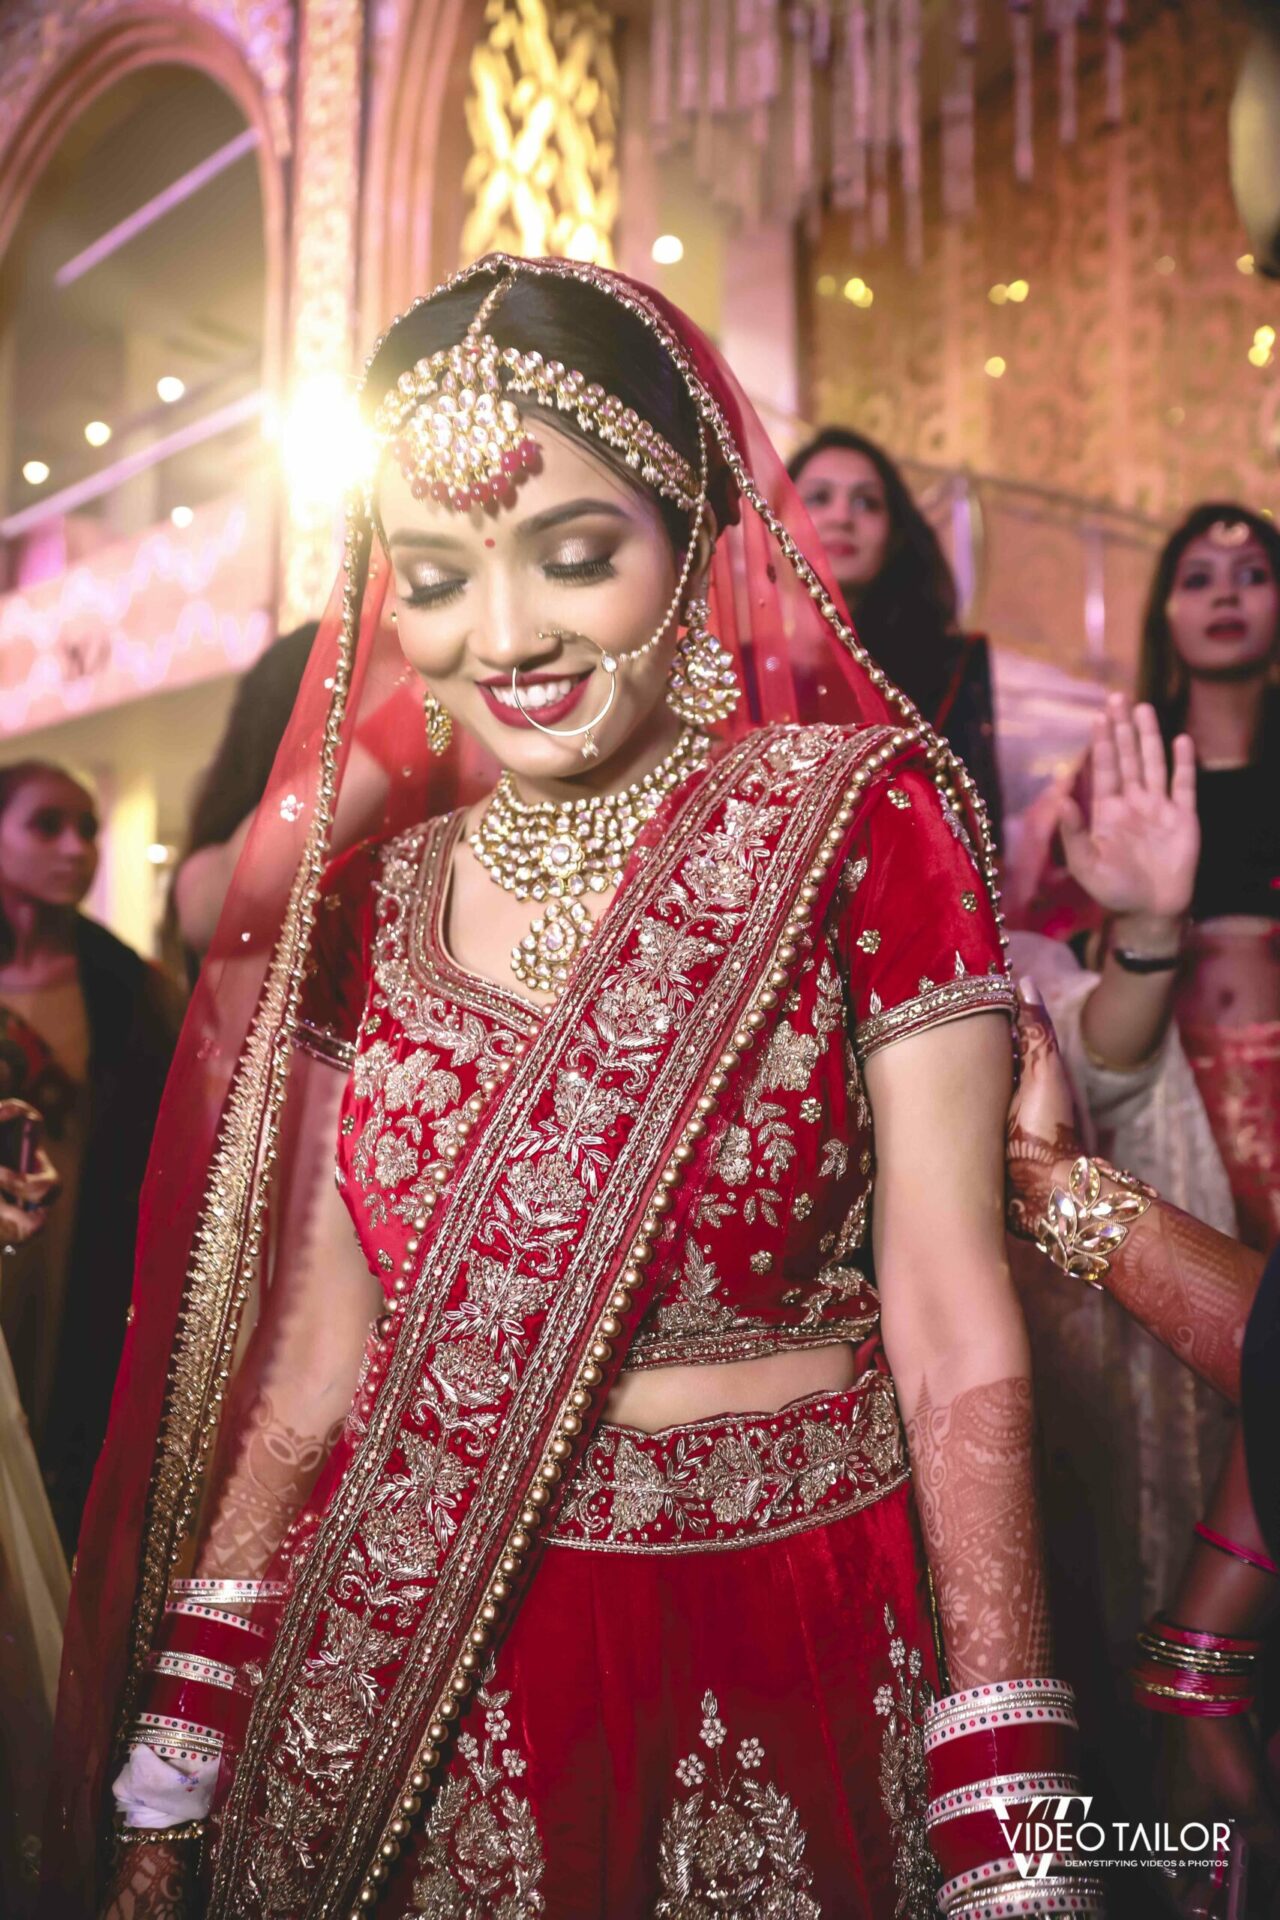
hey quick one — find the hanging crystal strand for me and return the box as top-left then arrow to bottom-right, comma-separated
1104,0 -> 1126,129
953,0 -> 978,217
871,0 -> 893,244
677,0 -> 704,120
1009,0 -> 1035,185
790,4 -> 816,223
829,0 -> 856,209
755,0 -> 785,147
898,0 -> 923,267
707,0 -> 732,113
650,0 -> 674,151
1051,0 -> 1084,145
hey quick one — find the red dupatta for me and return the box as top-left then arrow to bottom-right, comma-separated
45,257 -> 1002,1917
209,721 -> 921,1915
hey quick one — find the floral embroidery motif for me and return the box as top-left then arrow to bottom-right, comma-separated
409,1672 -> 546,1918
887,786 -> 912,809
856,929 -> 882,955
655,1691 -> 820,1918
549,1373 -> 905,1552
841,853 -> 868,896
960,891 -> 977,912
874,1606 -> 938,1920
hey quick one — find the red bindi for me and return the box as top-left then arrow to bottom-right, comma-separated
484,537 -> 496,549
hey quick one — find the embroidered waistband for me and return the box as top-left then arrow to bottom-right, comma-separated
546,1367 -> 908,1555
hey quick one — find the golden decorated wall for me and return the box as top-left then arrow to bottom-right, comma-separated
804,5 -> 1277,683
807,6 -> 1276,515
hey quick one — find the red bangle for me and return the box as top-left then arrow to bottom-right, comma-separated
1194,1523 -> 1280,1578
1132,1658 -> 1255,1718
927,1773 -> 1082,1882
1154,1615 -> 1264,1656
927,1723 -> 1078,1798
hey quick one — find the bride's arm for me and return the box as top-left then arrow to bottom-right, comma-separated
103,1053 -> 378,1912
195,1052 -> 381,1576
868,1011 -> 1049,1689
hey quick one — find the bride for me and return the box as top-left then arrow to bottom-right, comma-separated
49,258 -> 1099,1919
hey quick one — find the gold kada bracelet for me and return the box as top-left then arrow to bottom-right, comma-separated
114,1818 -> 206,1846
1035,1155 -> 1154,1290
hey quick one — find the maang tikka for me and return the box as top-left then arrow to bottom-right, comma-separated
370,271 -> 700,516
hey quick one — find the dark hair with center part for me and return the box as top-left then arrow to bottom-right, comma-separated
0,759 -> 95,967
1136,499 -> 1280,758
363,266 -> 736,551
787,426 -> 959,714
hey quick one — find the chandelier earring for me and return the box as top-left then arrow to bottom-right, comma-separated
666,596 -> 740,725
423,690 -> 453,755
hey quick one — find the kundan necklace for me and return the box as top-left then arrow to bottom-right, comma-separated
469,727 -> 709,993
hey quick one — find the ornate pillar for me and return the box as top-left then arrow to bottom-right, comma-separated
278,0 -> 366,627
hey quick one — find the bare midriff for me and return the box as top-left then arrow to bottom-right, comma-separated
601,1339 -> 860,1434
1178,917 -> 1280,1028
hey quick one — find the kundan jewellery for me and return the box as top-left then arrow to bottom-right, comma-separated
370,268 -> 722,756
1035,1155 -> 1154,1290
469,726 -> 709,993
667,595 -> 740,723
370,272 -> 700,515
423,690 -> 453,755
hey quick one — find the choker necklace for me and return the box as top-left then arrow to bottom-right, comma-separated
469,728 -> 709,993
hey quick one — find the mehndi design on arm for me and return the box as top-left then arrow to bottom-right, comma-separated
906,1374 -> 1051,1690
197,1391 -> 344,1578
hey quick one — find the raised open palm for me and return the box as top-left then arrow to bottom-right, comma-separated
1059,695 -> 1199,920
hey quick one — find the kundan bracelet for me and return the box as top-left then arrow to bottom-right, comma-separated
1035,1156 -> 1153,1291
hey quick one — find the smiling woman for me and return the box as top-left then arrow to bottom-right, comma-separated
1027,500 -> 1280,1249
52,258 -> 1103,1920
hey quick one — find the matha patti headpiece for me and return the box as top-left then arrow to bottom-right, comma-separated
371,270 -> 700,514
1208,519 -> 1252,548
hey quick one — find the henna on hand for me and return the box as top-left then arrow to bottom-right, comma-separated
196,1390 -> 343,1578
1005,994 -> 1080,1234
100,1841 -> 192,1920
905,1373 -> 1052,1690
1099,1197 -> 1257,1404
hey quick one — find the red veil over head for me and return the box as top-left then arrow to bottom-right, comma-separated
45,257 -> 997,1911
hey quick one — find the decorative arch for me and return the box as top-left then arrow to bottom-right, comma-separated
0,6 -> 288,396
359,0 -> 486,351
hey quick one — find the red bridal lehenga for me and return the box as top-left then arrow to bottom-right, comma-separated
44,259 -> 1014,1920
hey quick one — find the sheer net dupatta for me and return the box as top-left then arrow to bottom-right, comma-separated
45,532 -> 383,1911
45,254 -> 1004,1915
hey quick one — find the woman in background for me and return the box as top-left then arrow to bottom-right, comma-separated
789,425 -> 1003,845
0,761 -> 179,1548
0,1096 -> 64,1919
1028,502 -> 1280,1251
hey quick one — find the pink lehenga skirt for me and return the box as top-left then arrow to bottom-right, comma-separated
1182,1017 -> 1280,1251
380,1369 -> 941,1920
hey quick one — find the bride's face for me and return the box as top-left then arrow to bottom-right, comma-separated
379,418 -> 691,782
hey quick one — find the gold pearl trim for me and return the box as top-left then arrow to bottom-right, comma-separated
344,734 -> 911,1916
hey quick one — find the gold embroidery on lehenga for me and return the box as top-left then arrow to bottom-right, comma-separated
214,728 -> 905,1913
873,1606 -> 939,1920
409,1673 -> 546,1919
550,1372 -> 904,1552
655,1691 -> 821,1918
